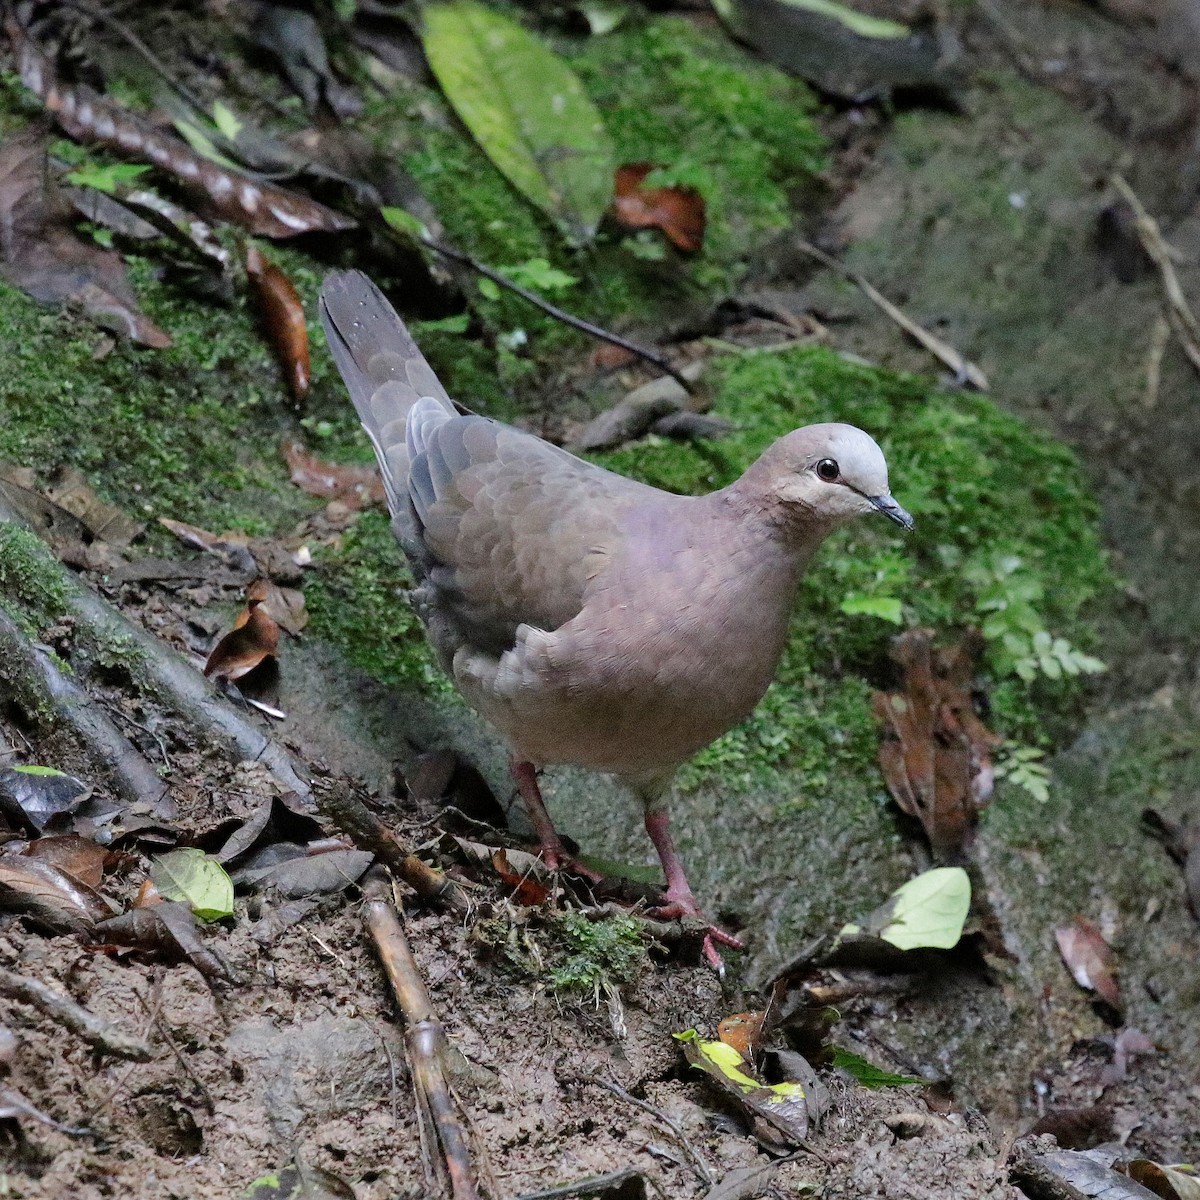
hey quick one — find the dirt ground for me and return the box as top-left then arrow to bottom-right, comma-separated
3,1 -> 1200,1198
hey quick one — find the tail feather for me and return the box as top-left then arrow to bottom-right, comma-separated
318,269 -> 454,515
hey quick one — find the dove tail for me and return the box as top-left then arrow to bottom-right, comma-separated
318,270 -> 455,516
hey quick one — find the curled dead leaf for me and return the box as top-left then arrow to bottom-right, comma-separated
281,439 -> 386,509
245,244 -> 310,404
0,851 -> 114,933
716,1011 -> 766,1060
1055,916 -> 1121,1010
612,163 -> 706,252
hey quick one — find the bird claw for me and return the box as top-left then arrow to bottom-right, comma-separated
647,898 -> 745,971
537,843 -> 604,883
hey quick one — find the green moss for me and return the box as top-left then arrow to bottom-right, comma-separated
546,909 -> 647,998
302,510 -> 446,692
0,523 -> 73,630
597,346 -> 1115,786
365,14 -> 824,405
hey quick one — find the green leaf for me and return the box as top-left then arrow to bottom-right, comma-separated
839,593 -> 903,624
65,162 -> 152,194
211,100 -> 243,142
172,118 -> 241,170
843,867 -> 971,951
499,258 -> 578,294
150,849 -> 234,922
414,313 -> 471,335
478,278 -> 501,302
380,205 -> 431,243
831,1047 -> 922,1088
420,1 -> 615,244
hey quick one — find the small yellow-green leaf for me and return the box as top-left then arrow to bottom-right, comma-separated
211,100 -> 243,142
420,1 -> 614,244
775,0 -> 909,39
864,867 -> 971,950
381,205 -> 431,243
150,849 -> 234,922
840,593 -> 904,624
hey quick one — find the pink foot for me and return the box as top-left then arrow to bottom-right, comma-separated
649,892 -> 745,971
510,758 -> 602,883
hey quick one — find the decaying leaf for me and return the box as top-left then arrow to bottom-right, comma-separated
45,467 -> 145,546
204,585 -> 282,681
149,848 -> 234,922
675,1028 -> 810,1145
10,21 -> 354,240
0,766 -> 92,833
1055,917 -> 1121,1010
247,576 -> 308,637
282,439 -> 386,509
1120,1160 -> 1200,1200
873,629 -> 1000,860
94,900 -> 229,981
0,851 -> 114,933
235,845 -> 373,898
841,867 -> 972,951
0,127 -> 171,346
420,0 -> 615,244
25,834 -> 108,889
716,1011 -> 766,1060
490,848 -> 552,906
612,164 -> 706,252
241,1161 -> 356,1200
158,518 -> 257,573
1023,1150 -> 1161,1200
245,244 -> 310,404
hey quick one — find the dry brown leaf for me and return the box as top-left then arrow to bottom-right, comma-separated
0,127 -> 170,347
281,439 -> 386,509
246,576 -> 307,637
873,630 -> 1000,860
716,1011 -> 766,1060
0,851 -> 113,932
612,163 -> 706,252
24,834 -> 108,889
204,587 -> 281,681
1055,916 -> 1121,1009
45,466 -> 145,547
245,244 -> 310,404
93,900 -> 229,981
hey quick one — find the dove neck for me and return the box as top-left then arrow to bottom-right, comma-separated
718,470 -> 837,558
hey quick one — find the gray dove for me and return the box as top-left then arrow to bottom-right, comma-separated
320,270 -> 913,967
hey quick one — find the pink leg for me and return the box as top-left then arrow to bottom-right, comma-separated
644,807 -> 744,971
510,759 -> 601,881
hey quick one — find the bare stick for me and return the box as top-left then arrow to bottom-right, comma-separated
0,966 -> 154,1061
362,871 -> 487,1200
0,605 -> 171,816
1111,174 -> 1200,376
317,781 -> 470,913
794,239 -> 989,390
418,236 -> 695,394
591,1077 -> 712,1186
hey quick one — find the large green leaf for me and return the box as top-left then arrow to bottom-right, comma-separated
841,866 -> 971,951
420,1 -> 614,244
150,849 -> 234,922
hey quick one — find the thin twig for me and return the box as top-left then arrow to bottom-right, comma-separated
418,235 -> 695,394
0,966 -> 155,1061
362,870 -> 488,1200
316,779 -> 471,912
133,989 -> 214,1112
1144,311 -> 1170,408
794,239 -> 989,390
1111,174 -> 1200,377
591,1077 -> 713,1186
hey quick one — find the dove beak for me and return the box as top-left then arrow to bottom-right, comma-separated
870,494 -> 914,531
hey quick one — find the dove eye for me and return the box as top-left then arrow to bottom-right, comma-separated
815,458 -> 840,482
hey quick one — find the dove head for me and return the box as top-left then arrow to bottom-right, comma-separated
738,422 -> 913,534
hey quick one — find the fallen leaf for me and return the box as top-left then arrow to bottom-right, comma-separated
490,848 -> 552,906
1055,917 -> 1121,1010
830,1047 -> 922,1088
149,848 -> 234,922
24,834 -> 108,888
245,244 -> 310,404
0,127 -> 171,346
241,1161 -> 356,1200
612,164 -> 706,252
247,576 -> 308,637
841,866 -> 972,951
45,466 -> 145,546
675,1028 -> 810,1145
204,589 -> 281,682
873,629 -> 1001,860
94,901 -> 230,981
1023,1150 -> 1161,1200
0,766 -> 92,833
234,844 -> 372,898
716,1011 -> 765,1060
281,439 -> 385,509
158,518 -> 257,573
420,0 -> 615,244
1101,1026 -> 1156,1087
1120,1160 -> 1200,1200
0,851 -> 114,932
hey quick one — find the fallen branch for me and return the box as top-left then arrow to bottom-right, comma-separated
316,781 -> 470,912
0,495 -> 312,803
1111,174 -> 1200,377
794,239 -> 989,390
0,966 -> 155,1061
0,605 -> 171,817
362,870 -> 489,1200
418,235 -> 695,395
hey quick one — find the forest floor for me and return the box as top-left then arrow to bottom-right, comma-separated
0,2 -> 1198,1199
